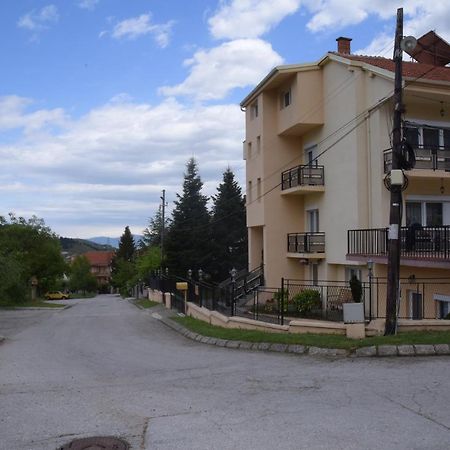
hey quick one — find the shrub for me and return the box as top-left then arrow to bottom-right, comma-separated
292,289 -> 321,315
349,275 -> 362,303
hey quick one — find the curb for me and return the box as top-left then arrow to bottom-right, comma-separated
129,300 -> 450,358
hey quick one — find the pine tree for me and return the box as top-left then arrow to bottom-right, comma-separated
210,167 -> 247,281
116,226 -> 136,261
140,207 -> 169,250
165,158 -> 211,277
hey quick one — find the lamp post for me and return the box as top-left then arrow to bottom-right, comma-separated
367,259 -> 374,320
198,269 -> 203,307
230,267 -> 237,316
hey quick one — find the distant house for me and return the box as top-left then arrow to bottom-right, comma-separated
83,251 -> 115,286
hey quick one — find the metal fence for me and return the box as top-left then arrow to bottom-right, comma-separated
149,274 -> 450,325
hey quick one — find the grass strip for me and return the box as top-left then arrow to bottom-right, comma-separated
173,316 -> 450,350
135,299 -> 160,309
0,300 -> 65,309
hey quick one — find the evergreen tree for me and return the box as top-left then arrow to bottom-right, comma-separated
111,226 -> 137,295
165,158 -> 211,277
140,207 -> 170,250
116,226 -> 136,261
210,168 -> 248,281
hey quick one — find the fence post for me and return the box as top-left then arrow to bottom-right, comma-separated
280,278 -> 285,326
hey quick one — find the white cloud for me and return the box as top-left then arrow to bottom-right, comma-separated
0,96 -> 68,133
110,13 -> 175,48
77,0 -> 100,10
17,4 -> 59,32
0,96 -> 245,237
209,0 -> 301,39
160,39 -> 283,100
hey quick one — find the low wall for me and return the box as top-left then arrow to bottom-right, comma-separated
398,319 -> 450,332
148,289 -> 164,303
289,319 -> 346,335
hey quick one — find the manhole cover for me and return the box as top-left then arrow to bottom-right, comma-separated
59,436 -> 129,450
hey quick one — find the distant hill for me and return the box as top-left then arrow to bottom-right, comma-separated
88,235 -> 144,249
60,237 -> 115,256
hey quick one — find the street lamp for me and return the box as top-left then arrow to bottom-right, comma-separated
230,267 -> 237,316
187,269 -> 192,280
367,259 -> 374,320
198,269 -> 203,282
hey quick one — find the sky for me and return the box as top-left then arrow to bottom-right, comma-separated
1,1 -> 450,238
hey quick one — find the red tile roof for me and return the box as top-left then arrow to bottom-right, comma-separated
83,251 -> 115,266
332,53 -> 450,83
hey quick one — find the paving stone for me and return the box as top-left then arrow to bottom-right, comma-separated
434,344 -> 450,355
377,345 -> 398,356
200,336 -> 210,344
215,339 -> 228,347
250,343 -> 260,351
186,332 -> 197,340
257,343 -> 271,351
414,344 -> 436,356
208,337 -> 218,345
194,334 -> 203,342
398,345 -> 415,356
354,346 -> 377,357
269,343 -> 288,353
238,341 -> 254,350
308,347 -> 338,356
287,345 -> 306,354
225,340 -> 241,349
335,349 -> 349,357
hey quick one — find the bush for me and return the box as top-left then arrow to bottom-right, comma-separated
292,289 -> 321,315
349,275 -> 362,303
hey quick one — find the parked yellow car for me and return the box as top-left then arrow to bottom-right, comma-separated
44,291 -> 69,300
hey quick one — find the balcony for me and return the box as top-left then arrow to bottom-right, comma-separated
287,232 -> 325,259
281,164 -> 325,195
384,147 -> 450,175
347,226 -> 450,267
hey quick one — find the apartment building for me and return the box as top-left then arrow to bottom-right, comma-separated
241,32 -> 450,320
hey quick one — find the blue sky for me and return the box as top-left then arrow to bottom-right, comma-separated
1,1 -> 449,238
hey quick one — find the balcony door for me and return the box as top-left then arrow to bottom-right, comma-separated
406,201 -> 443,227
308,209 -> 319,232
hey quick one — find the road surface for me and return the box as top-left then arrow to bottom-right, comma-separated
1,294 -> 450,449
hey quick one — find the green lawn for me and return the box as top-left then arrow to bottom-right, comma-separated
135,299 -> 160,309
0,300 -> 65,309
173,316 -> 450,350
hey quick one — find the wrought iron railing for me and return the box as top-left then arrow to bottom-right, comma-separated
287,232 -> 325,254
347,226 -> 450,259
281,164 -> 324,190
384,146 -> 450,172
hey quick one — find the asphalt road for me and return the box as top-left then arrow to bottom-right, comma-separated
1,294 -> 450,450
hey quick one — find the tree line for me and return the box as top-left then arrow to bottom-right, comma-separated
112,158 -> 247,293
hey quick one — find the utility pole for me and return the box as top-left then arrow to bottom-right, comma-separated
385,8 -> 404,335
160,189 -> 166,268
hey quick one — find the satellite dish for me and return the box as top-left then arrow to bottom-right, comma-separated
401,36 -> 417,53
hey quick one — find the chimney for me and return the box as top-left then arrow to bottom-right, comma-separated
336,37 -> 352,55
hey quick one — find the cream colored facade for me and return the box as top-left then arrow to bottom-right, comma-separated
242,44 -> 450,319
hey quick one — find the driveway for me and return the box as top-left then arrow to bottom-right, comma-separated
1,294 -> 450,449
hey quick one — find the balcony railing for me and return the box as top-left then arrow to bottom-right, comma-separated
348,226 -> 450,260
384,146 -> 450,173
288,232 -> 325,254
281,164 -> 324,190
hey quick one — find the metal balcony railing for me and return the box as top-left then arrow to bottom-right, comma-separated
384,146 -> 450,172
347,226 -> 450,260
281,164 -> 324,190
288,232 -> 325,254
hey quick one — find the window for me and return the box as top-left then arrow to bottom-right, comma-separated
304,145 -> 318,167
247,141 -> 252,159
280,88 -> 291,109
248,180 -> 252,203
256,136 -> 261,153
311,264 -> 319,286
307,209 -> 319,232
250,100 -> 258,119
257,178 -> 261,202
406,201 -> 443,226
345,267 -> 361,282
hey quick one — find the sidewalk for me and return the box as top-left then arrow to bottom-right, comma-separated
130,300 -> 450,358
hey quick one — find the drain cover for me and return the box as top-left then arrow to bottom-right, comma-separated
59,436 -> 129,450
